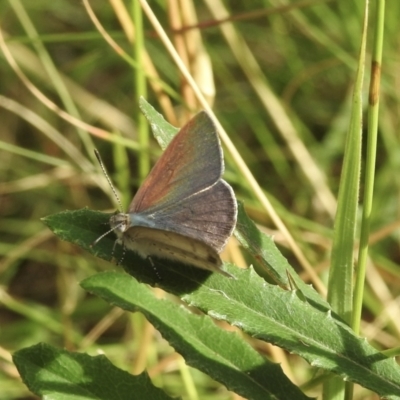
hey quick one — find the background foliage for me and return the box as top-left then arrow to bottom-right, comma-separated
1,0 -> 399,399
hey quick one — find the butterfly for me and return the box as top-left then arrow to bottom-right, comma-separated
94,111 -> 237,277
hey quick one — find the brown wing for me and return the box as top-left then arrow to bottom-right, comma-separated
129,111 -> 223,214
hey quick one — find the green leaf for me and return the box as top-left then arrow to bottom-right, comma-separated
182,270 -> 400,399
235,202 -> 330,309
139,97 -> 179,150
42,208 -> 114,260
13,343 -> 174,400
82,272 -> 310,400
43,207 -> 400,398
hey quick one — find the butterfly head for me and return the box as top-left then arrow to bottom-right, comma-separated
110,213 -> 131,237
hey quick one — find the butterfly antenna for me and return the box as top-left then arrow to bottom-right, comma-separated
90,225 -> 115,247
94,149 -> 124,212
91,221 -> 124,247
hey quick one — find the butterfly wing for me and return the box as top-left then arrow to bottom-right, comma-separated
121,226 -> 233,277
127,111 -> 237,252
129,111 -> 223,214
130,180 -> 236,252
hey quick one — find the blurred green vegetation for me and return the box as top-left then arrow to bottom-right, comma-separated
0,1 -> 399,399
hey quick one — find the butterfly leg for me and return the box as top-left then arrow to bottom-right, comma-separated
112,240 -> 126,266
147,256 -> 162,280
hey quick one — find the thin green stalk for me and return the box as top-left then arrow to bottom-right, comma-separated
133,0 -> 150,181
352,0 -> 385,334
0,141 -> 67,167
381,346 -> 400,358
179,357 -> 199,400
324,2 -> 369,399
326,2 -> 369,326
113,133 -> 132,210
